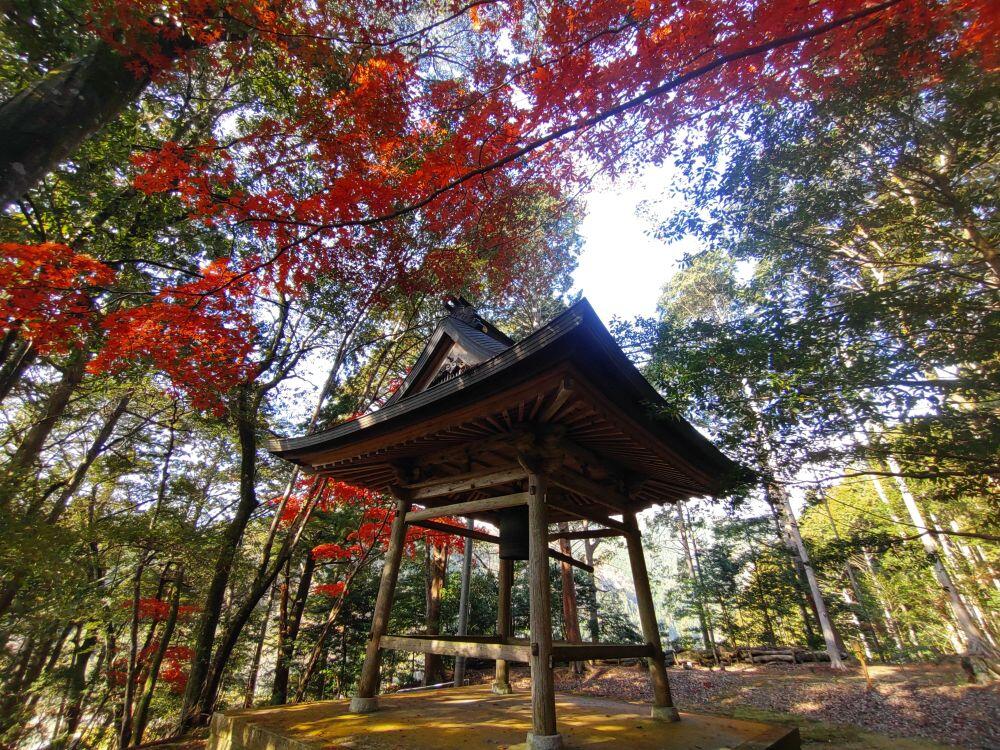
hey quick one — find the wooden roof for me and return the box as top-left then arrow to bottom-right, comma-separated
267,298 -> 744,523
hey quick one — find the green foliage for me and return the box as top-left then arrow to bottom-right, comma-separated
637,57 -> 998,667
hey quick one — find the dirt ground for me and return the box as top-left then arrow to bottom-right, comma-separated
146,660 -> 998,750
475,660 -> 999,750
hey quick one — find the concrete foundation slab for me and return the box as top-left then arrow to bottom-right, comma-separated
208,685 -> 800,750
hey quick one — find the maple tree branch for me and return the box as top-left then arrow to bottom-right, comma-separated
255,0 -> 906,236
167,0 -> 905,304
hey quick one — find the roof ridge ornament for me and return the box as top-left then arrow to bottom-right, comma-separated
443,295 -> 514,344
444,294 -> 482,326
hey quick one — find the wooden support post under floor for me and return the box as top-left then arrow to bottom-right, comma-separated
527,471 -> 562,750
351,495 -> 410,713
624,510 -> 680,722
493,557 -> 514,695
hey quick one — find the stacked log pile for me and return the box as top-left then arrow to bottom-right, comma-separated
674,646 -> 849,666
736,646 -> 855,664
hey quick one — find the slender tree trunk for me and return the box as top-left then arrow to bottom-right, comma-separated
675,504 -> 713,651
685,506 -> 722,663
55,628 -> 96,749
821,496 -> 885,660
763,493 -> 823,645
0,631 -> 59,737
557,523 -> 584,675
453,519 -> 474,687
885,457 -> 999,676
860,547 -> 906,654
583,537 -> 601,642
423,541 -> 448,685
178,386 -> 261,731
930,512 -> 998,646
295,562 -> 363,702
271,553 -> 315,704
118,563 -> 146,750
50,393 -> 132,523
742,525 -> 778,647
769,483 -> 845,668
0,393 -> 130,618
196,481 -> 321,717
296,600 -> 344,701
244,584 -> 278,708
869,473 -> 928,652
0,339 -> 36,403
132,568 -> 183,746
0,349 -> 89,510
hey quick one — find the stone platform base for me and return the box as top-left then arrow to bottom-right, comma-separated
208,684 -> 800,750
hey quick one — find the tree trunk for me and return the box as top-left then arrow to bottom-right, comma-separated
0,349 -> 89,511
886,457 -> 999,676
178,386 -> 260,731
55,628 -> 96,749
0,42 -> 150,207
859,547 -> 907,653
557,523 -> 583,674
822,496 -> 886,660
244,584 -> 278,708
770,483 -> 845,668
684,505 -> 721,662
0,338 -> 36,403
118,563 -> 146,750
743,524 -> 778,647
453,519 -> 474,687
0,392 -> 130,618
423,541 -> 448,686
196,481 -> 321,717
295,581 -> 354,702
271,553 -> 315,704
675,504 -> 713,651
764,485 -> 825,646
132,569 -> 183,746
583,537 -> 600,642
0,630 -> 59,736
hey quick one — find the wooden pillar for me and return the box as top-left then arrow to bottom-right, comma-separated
624,510 -> 679,722
492,557 -> 514,694
527,472 -> 562,749
351,494 -> 410,713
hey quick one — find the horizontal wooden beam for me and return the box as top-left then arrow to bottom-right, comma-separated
546,497 -> 627,533
550,642 -> 654,662
408,518 -> 500,544
405,492 -> 529,523
409,518 -> 593,571
403,466 -> 526,501
548,547 -> 593,573
380,634 -> 530,662
548,527 -> 625,542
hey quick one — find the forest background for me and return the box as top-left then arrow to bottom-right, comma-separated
0,0 -> 996,748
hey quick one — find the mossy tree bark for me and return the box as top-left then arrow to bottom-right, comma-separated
0,43 -> 150,208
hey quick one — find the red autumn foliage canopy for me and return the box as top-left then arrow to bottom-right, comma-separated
120,597 -> 202,622
313,581 -> 346,598
90,259 -> 257,413
7,0 -> 994,412
273,479 -> 382,528
0,243 -> 115,355
109,643 -> 195,693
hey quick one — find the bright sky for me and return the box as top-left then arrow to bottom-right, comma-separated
570,164 -> 699,325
